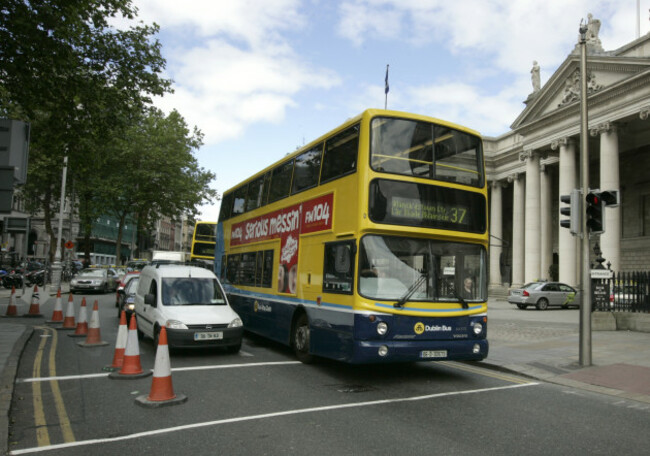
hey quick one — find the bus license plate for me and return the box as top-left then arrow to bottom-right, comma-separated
194,331 -> 223,341
420,350 -> 447,359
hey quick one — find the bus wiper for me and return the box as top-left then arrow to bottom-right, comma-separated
394,273 -> 428,308
454,292 -> 469,309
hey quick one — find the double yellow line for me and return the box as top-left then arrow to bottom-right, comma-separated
32,326 -> 75,446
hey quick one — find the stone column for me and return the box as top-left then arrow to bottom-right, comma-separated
521,150 -> 541,282
552,138 -> 578,286
510,173 -> 525,288
540,165 -> 553,280
591,122 -> 621,271
489,180 -> 503,290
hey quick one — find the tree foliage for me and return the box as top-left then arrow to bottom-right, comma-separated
0,1 -> 215,262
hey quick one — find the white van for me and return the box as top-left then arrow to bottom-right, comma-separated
133,264 -> 243,351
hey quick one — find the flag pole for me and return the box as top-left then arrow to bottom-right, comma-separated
384,64 -> 390,109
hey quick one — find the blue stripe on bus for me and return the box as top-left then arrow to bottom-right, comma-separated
224,285 -> 354,311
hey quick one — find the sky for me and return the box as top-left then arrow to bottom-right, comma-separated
125,0 -> 650,221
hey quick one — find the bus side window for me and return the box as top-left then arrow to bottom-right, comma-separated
323,241 -> 355,294
268,160 -> 294,204
320,124 -> 359,184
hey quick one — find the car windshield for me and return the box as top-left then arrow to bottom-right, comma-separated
358,234 -> 487,302
125,278 -> 139,294
161,277 -> 226,306
79,269 -> 105,277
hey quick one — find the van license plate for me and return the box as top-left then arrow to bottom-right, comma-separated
420,350 -> 447,359
194,331 -> 223,341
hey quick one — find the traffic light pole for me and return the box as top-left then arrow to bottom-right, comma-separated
578,22 -> 592,367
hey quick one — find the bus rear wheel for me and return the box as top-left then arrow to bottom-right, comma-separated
293,313 -> 314,364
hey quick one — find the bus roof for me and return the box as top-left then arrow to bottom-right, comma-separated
221,108 -> 482,195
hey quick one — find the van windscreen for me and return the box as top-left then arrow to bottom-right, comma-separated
161,278 -> 226,306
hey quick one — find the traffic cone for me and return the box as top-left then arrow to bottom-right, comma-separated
3,286 -> 18,317
109,314 -> 151,380
60,294 -> 76,329
23,285 -> 43,318
77,300 -> 108,347
135,326 -> 187,408
106,310 -> 128,370
47,288 -> 64,324
68,297 -> 88,338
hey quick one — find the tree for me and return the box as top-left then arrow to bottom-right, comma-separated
106,107 -> 217,261
0,0 -> 171,261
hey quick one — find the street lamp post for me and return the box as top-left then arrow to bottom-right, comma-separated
578,21 -> 592,367
51,156 -> 68,291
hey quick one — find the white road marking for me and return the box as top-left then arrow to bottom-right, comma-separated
9,382 -> 540,455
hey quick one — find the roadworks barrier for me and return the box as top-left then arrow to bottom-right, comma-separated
23,285 -> 43,318
2,286 -> 19,317
109,314 -> 152,380
136,326 -> 187,408
46,288 -> 64,324
59,293 -> 76,330
68,297 -> 88,337
77,300 -> 108,347
106,310 -> 128,371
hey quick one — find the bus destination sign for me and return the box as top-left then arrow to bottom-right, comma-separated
391,197 -> 468,226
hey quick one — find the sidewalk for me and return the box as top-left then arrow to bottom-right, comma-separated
1,291 -> 650,453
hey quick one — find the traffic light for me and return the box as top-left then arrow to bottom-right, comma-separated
585,190 -> 604,234
560,188 -> 581,235
600,189 -> 620,208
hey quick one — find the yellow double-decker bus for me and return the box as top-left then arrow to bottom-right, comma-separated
190,221 -> 217,266
216,109 -> 488,363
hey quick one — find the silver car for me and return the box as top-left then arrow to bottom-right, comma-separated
70,268 -> 118,294
508,281 -> 579,310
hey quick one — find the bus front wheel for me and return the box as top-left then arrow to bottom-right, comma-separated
293,313 -> 314,364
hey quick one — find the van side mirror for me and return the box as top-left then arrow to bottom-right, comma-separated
145,293 -> 157,307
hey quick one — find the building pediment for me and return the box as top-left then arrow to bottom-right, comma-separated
511,52 -> 650,132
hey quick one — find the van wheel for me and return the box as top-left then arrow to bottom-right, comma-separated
292,313 -> 314,364
153,325 -> 160,348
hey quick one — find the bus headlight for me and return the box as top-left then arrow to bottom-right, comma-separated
378,345 -> 389,357
473,344 -> 481,354
472,322 -> 483,335
377,322 -> 388,336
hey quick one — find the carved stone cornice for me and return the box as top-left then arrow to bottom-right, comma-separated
507,173 -> 521,183
640,107 -> 650,120
590,121 -> 618,137
519,149 -> 548,162
490,179 -> 507,189
550,137 -> 574,150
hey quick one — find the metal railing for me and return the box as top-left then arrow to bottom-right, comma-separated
593,271 -> 650,313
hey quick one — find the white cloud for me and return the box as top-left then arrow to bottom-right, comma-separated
131,0 -> 341,146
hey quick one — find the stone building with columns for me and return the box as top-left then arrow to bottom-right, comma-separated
486,18 -> 650,292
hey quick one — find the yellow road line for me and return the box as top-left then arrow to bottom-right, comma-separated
31,327 -> 75,447
45,328 -> 75,443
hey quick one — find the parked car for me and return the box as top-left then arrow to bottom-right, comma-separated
133,264 -> 243,351
117,276 -> 139,322
508,281 -> 579,310
70,268 -> 118,293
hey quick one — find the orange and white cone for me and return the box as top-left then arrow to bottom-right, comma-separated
135,326 -> 187,407
107,310 -> 129,370
68,297 -> 88,338
78,300 -> 108,347
47,288 -> 64,324
3,286 -> 18,317
109,314 -> 151,380
60,294 -> 76,329
23,285 -> 43,317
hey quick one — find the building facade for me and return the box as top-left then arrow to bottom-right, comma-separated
487,19 -> 650,291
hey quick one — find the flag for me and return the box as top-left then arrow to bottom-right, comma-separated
384,64 -> 390,95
